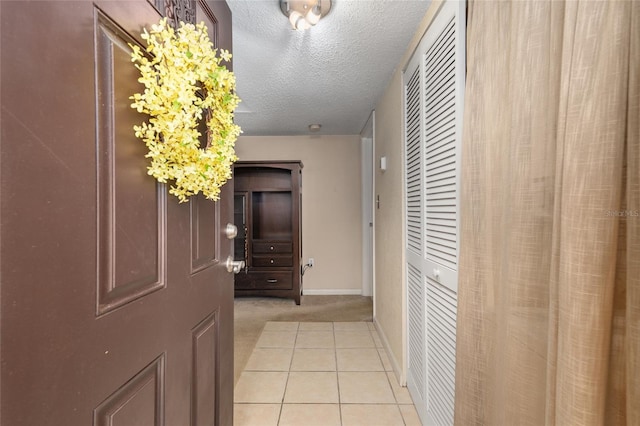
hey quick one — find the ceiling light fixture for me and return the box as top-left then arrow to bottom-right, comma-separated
280,0 -> 332,31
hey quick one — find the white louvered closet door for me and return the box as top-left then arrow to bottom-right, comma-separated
404,1 -> 465,425
405,50 -> 427,421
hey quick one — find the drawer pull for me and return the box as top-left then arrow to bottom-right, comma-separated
267,279 -> 278,283
270,246 -> 274,250
270,259 -> 274,264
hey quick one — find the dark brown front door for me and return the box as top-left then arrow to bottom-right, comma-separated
0,1 -> 235,425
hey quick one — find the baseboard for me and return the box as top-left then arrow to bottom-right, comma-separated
302,289 -> 363,296
373,317 -> 405,385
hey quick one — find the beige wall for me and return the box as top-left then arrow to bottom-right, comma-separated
373,69 -> 406,379
234,135 -> 363,294
373,0 -> 444,383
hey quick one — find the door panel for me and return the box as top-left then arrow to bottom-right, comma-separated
94,355 -> 166,426
191,311 -> 219,426
96,9 -> 168,315
191,194 -> 219,273
403,1 -> 464,424
0,1 -> 235,425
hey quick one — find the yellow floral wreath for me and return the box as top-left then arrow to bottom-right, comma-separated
130,18 -> 241,203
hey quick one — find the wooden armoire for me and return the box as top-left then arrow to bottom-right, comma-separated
233,161 -> 303,304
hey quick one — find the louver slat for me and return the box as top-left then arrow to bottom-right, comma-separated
424,17 -> 458,271
407,264 -> 426,402
405,66 -> 422,254
426,276 -> 457,426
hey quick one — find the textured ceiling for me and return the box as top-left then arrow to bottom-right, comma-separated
226,0 -> 432,136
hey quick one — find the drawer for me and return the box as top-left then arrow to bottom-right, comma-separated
253,241 -> 292,254
235,271 -> 292,290
252,255 -> 293,267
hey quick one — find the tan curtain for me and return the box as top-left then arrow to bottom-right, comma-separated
455,0 -> 639,425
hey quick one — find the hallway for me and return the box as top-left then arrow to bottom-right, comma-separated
234,321 -> 420,425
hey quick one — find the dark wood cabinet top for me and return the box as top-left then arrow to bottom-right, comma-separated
234,160 -> 304,169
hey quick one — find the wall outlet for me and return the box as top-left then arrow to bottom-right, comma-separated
308,258 -> 314,267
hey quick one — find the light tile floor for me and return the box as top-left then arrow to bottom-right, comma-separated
235,321 -> 421,426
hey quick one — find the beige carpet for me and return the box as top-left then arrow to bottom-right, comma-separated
234,295 -> 373,385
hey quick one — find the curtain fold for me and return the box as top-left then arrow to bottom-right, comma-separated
455,1 -> 639,424
625,3 -> 640,423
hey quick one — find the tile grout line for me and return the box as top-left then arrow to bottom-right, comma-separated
332,322 -> 344,426
236,321 -> 418,426
277,322 -> 299,425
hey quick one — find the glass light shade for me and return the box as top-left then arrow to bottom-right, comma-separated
288,11 -> 304,29
296,18 -> 312,30
280,0 -> 331,31
306,6 -> 321,26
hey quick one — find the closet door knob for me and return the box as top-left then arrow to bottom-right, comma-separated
226,256 -> 245,274
225,223 -> 238,239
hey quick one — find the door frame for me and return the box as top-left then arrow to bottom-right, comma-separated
360,111 -> 375,302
